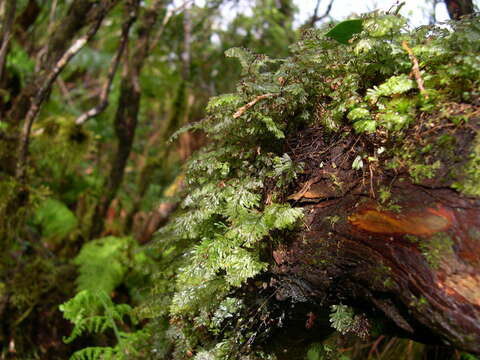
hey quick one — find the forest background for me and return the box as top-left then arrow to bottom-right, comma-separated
0,0 -> 479,359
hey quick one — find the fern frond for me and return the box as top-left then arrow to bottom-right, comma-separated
60,290 -> 134,344
74,236 -> 130,294
70,346 -> 115,360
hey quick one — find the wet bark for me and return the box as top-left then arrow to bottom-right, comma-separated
267,124 -> 480,355
444,0 -> 475,19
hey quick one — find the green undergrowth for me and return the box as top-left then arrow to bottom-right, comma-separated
61,10 -> 480,359
60,236 -> 152,359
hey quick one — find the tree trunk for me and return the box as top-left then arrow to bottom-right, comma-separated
267,124 -> 480,355
89,1 -> 161,238
444,0 -> 475,19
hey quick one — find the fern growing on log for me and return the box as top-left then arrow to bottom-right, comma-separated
141,9 -> 480,358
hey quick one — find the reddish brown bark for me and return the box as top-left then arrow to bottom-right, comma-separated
269,124 -> 480,354
444,0 -> 475,19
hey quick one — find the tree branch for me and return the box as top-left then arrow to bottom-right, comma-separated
149,0 -> 193,52
15,6 -> 108,183
402,40 -> 427,98
90,0 -> 161,238
304,0 -> 335,28
75,4 -> 138,125
6,0 -> 115,127
0,0 -> 16,83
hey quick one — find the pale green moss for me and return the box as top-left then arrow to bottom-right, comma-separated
419,232 -> 454,269
452,134 -> 480,197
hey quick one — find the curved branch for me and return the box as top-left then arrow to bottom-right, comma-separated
0,0 -> 17,83
75,3 -> 138,125
303,0 -> 335,28
15,6 -> 108,183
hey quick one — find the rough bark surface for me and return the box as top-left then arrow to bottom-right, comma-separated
444,0 -> 475,19
270,121 -> 480,354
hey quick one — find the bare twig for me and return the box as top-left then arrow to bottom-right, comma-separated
233,93 -> 277,118
75,3 -> 138,125
16,8 -> 107,182
47,0 -> 59,38
402,40 -> 427,99
56,77 -> 76,109
304,0 -> 334,28
149,0 -> 193,52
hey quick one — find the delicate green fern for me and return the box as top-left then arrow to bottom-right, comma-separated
145,10 -> 480,359
60,290 -> 148,360
33,198 -> 78,241
69,347 -> 115,360
73,236 -> 130,294
329,304 -> 355,335
60,290 -> 134,343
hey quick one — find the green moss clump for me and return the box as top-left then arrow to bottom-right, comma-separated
419,232 -> 454,269
452,134 -> 480,196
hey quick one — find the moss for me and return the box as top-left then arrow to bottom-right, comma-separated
418,232 -> 454,269
383,278 -> 395,289
417,296 -> 428,309
325,215 -> 341,228
405,234 -> 420,243
409,160 -> 442,183
468,227 -> 480,240
452,134 -> 480,196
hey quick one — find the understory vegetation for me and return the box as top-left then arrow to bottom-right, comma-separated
0,0 -> 479,359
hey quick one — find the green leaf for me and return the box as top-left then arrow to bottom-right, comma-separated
353,119 -> 377,133
347,107 -> 371,121
325,19 -> 363,45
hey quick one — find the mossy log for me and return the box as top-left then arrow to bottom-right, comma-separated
269,124 -> 480,355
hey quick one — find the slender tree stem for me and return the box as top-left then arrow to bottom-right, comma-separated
16,7 -> 107,183
75,2 -> 138,125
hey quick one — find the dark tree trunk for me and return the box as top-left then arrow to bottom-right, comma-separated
90,2 -> 160,238
266,122 -> 480,356
444,0 -> 475,19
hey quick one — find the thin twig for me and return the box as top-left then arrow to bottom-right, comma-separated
16,9 -> 106,182
369,163 -> 375,199
402,40 -> 428,99
47,0 -> 58,34
367,335 -> 385,360
75,4 -> 137,125
304,0 -> 334,27
233,93 -> 277,118
149,0 -> 193,52
56,77 -> 76,109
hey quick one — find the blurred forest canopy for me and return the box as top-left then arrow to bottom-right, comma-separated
0,0 -> 478,359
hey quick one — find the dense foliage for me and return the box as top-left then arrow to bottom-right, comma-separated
1,0 -> 479,359
0,0 -> 298,358
136,10 -> 480,359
